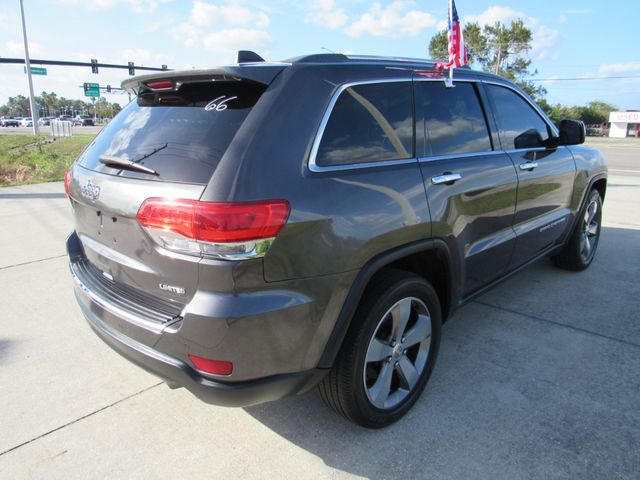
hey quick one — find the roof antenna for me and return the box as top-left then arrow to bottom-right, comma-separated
321,47 -> 335,54
237,50 -> 265,64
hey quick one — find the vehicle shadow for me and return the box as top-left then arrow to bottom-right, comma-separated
244,226 -> 640,479
0,338 -> 16,362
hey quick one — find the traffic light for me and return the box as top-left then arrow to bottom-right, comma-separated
83,82 -> 88,93
91,59 -> 98,74
128,61 -> 135,76
106,85 -> 111,93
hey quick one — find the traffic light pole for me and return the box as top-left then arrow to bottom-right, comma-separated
19,0 -> 39,134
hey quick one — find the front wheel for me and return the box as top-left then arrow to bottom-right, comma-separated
552,189 -> 603,271
319,270 -> 441,428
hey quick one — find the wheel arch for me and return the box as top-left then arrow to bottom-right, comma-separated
317,239 -> 458,368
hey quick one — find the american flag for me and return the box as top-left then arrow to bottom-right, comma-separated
435,0 -> 467,71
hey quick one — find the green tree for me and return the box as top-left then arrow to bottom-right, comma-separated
429,19 -> 546,99
583,101 -> 617,124
3,95 -> 31,116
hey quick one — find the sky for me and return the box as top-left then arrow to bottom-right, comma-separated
0,0 -> 639,109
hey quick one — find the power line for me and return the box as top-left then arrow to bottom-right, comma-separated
527,75 -> 640,82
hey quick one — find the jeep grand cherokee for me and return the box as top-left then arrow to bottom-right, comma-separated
66,52 -> 607,428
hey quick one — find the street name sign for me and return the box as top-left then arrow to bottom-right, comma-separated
24,66 -> 47,75
84,83 -> 100,97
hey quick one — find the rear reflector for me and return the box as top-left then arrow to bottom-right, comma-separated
137,198 -> 290,243
64,168 -> 72,198
188,355 -> 233,376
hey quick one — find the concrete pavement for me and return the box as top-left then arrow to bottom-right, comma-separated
0,146 -> 638,479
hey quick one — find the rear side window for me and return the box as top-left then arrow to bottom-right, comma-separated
415,81 -> 492,157
77,80 -> 266,184
315,82 -> 413,167
486,85 -> 550,149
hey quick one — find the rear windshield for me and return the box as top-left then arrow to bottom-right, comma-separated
77,80 -> 266,184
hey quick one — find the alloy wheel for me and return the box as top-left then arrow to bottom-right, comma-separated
580,198 -> 600,262
363,297 -> 432,410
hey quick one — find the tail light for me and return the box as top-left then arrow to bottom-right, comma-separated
64,168 -> 72,198
136,198 -> 290,260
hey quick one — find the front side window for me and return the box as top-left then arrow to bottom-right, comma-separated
486,85 -> 550,149
315,82 -> 413,167
416,81 -> 492,157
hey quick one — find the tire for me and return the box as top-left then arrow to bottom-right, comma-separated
552,189 -> 602,271
319,269 -> 442,428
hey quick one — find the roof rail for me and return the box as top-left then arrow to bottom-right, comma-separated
286,53 -> 349,63
345,55 -> 437,64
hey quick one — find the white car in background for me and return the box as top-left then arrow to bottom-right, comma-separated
20,117 -> 33,127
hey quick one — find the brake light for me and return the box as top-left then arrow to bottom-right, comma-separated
188,355 -> 233,376
146,80 -> 174,90
136,198 -> 290,259
64,168 -> 72,198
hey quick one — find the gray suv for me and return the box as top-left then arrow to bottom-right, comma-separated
66,52 -> 607,428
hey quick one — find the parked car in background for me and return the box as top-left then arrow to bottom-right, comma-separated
73,115 -> 95,126
20,117 -> 33,127
38,116 -> 56,126
59,115 -> 73,122
0,116 -> 20,127
66,52 -> 607,428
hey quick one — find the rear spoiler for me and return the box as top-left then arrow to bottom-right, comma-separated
122,64 -> 289,94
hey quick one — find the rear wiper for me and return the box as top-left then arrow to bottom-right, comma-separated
99,156 -> 159,175
99,143 -> 167,176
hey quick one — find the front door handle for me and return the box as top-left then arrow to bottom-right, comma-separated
431,173 -> 462,185
519,161 -> 539,171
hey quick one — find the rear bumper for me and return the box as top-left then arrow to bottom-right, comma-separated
66,231 -> 338,406
78,294 -> 325,407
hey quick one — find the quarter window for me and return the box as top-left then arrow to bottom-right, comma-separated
315,82 -> 413,167
415,81 -> 492,157
486,84 -> 550,149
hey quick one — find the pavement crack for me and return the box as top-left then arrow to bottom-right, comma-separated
0,254 -> 67,271
0,382 -> 163,457
474,300 -> 640,349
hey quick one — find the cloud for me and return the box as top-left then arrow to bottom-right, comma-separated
464,6 -> 560,60
202,29 -> 271,53
190,0 -> 269,28
345,1 -> 436,38
306,0 -> 348,29
171,1 -> 271,56
6,41 -> 43,56
599,62 -> 640,74
466,6 -> 520,26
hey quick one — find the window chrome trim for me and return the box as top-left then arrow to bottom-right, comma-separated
480,80 -> 560,137
307,75 -> 549,173
504,147 -> 548,154
418,150 -> 498,163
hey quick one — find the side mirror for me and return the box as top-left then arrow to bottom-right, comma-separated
558,119 -> 585,145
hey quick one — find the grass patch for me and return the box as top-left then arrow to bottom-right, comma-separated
0,134 -> 95,186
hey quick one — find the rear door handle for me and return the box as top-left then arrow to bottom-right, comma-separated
519,162 -> 539,171
431,173 -> 462,185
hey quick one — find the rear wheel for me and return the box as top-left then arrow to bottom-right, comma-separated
552,189 -> 602,271
319,269 -> 441,428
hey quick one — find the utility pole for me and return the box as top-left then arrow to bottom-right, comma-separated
19,0 -> 39,134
